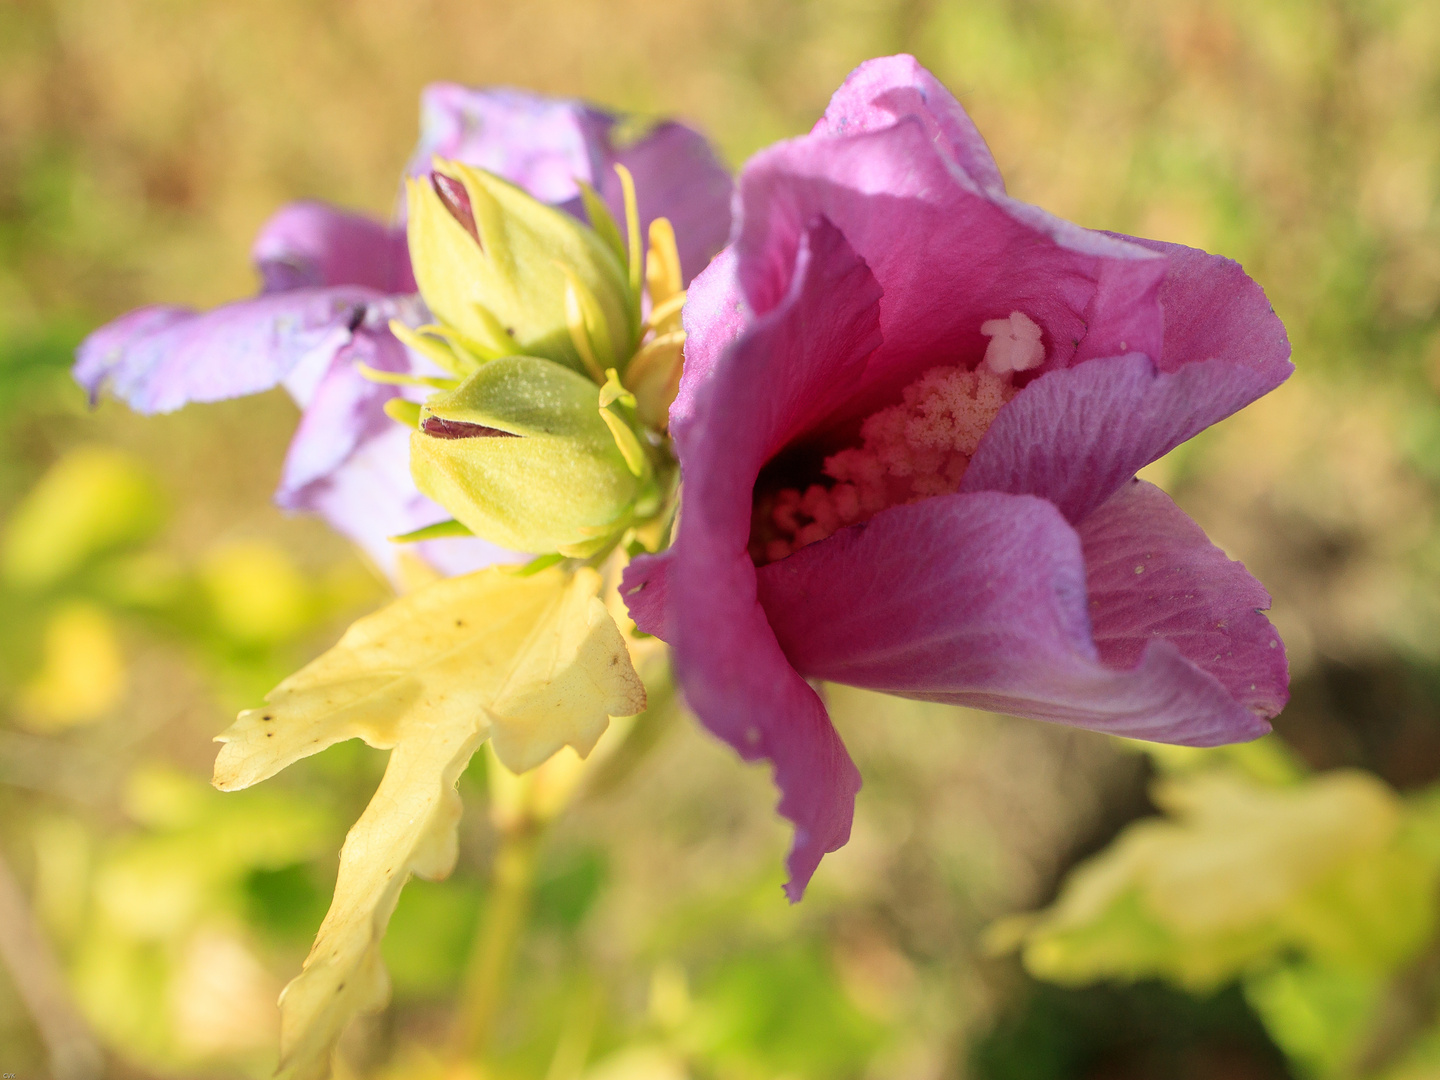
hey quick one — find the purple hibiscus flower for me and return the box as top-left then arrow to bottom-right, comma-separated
623,55 -> 1292,900
76,85 -> 732,580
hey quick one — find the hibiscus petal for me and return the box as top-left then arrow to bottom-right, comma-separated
670,247 -> 748,436
755,491 -> 1270,747
1078,479 -> 1287,720
276,330 -> 408,503
815,53 -> 1006,196
286,418 -> 521,583
961,352 -> 1284,524
252,201 -> 414,294
958,235 -> 1292,522
73,305 -> 194,406
732,116 -> 1166,439
620,549 -> 674,640
406,84 -> 616,206
667,216 -> 882,899
1110,234 -> 1293,379
604,122 -> 733,284
74,287 -> 378,414
275,328 -> 520,582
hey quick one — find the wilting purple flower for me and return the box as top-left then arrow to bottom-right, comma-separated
76,87 -> 732,579
623,56 -> 1292,900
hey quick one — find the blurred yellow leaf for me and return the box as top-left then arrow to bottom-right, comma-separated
17,600 -> 126,730
171,929 -> 281,1057
1140,771 -> 1399,934
70,766 -> 333,1069
582,1046 -> 690,1080
96,766 -> 333,941
1243,960 -> 1383,1079
213,564 -> 644,1080
2,445 -> 165,590
998,769 -> 1436,992
199,539 -> 311,644
1139,733 -> 1309,787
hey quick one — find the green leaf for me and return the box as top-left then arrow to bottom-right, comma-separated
1244,960 -> 1383,1078
212,565 -> 644,1080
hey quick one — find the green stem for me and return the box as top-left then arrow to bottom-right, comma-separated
448,822 -> 543,1065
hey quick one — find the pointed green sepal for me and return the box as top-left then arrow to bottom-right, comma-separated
388,519 -> 474,543
505,552 -> 566,577
599,408 -> 647,478
388,320 -> 482,377
383,398 -> 423,428
576,179 -> 626,270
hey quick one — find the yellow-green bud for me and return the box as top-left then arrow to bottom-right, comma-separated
406,161 -> 634,375
410,355 -> 642,555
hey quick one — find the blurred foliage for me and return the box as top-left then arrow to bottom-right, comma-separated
1,0 -> 1438,1077
997,743 -> 1440,1079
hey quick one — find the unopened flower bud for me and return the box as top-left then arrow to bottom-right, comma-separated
410,355 -> 642,554
405,161 -> 634,375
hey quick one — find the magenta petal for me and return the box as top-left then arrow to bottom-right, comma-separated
668,217 -> 882,899
962,235 -> 1294,522
1110,235 -> 1293,379
815,53 -> 1006,196
252,202 -> 414,294
961,353 -> 1285,524
756,492 -> 1270,747
620,550 -> 674,640
603,122 -> 733,284
74,287 -> 378,415
670,247 -> 748,436
1079,479 -> 1287,720
731,119 -> 1166,436
407,84 -> 615,205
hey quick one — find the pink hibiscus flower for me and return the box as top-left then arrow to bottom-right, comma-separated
623,55 -> 1292,900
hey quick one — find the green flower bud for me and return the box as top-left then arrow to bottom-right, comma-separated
406,161 -> 635,375
410,355 -> 643,555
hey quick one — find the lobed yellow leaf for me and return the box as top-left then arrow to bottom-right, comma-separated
213,565 -> 644,1080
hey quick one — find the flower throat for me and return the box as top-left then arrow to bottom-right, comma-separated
749,311 -> 1044,565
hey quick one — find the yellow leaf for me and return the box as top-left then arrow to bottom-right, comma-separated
2,445 -> 166,590
18,601 -> 126,731
212,565 -> 644,1080
1000,768 -> 1417,992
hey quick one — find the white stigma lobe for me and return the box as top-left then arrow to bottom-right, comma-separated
981,311 -> 1045,375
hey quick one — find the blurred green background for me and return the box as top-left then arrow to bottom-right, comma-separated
2,0 -> 1439,1077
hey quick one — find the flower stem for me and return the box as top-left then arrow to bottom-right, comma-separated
448,820 -> 544,1066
